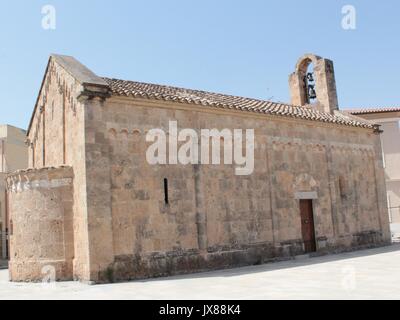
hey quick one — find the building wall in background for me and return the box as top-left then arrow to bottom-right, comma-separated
0,125 -> 29,259
352,112 -> 400,224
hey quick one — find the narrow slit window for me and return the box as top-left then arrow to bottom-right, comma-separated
164,178 -> 169,205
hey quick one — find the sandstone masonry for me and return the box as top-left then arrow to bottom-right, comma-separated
6,54 -> 391,283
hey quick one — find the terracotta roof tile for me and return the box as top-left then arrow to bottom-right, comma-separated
103,77 -> 374,129
348,107 -> 400,115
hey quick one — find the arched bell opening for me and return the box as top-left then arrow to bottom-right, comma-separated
289,53 -> 339,114
295,56 -> 319,105
303,62 -> 317,105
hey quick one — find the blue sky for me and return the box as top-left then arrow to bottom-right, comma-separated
0,0 -> 399,129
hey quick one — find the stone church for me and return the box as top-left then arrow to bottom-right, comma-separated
6,53 -> 391,283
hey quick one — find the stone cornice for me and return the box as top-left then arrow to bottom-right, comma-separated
269,136 -> 375,154
105,96 -> 376,134
6,166 -> 73,193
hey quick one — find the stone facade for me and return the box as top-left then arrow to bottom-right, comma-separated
6,54 -> 391,283
7,167 -> 74,281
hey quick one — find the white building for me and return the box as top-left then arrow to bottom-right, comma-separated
0,125 -> 28,259
349,108 -> 400,238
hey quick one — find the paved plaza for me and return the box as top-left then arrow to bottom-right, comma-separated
0,245 -> 399,300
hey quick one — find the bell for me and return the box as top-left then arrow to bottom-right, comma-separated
308,85 -> 317,100
307,72 -> 314,82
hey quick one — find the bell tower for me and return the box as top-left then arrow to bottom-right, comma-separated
289,54 -> 339,114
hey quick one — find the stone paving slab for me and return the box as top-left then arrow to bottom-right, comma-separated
0,245 -> 400,300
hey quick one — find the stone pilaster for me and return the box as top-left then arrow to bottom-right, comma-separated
372,134 -> 391,242
314,58 -> 339,114
84,98 -> 115,282
194,164 -> 207,252
325,143 -> 340,238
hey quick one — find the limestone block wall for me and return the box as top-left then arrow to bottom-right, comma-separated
82,96 -> 391,282
6,166 -> 74,282
27,56 -> 90,280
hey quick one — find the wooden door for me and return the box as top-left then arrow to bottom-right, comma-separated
299,199 -> 316,253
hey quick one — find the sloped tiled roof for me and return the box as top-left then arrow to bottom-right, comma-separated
348,107 -> 400,115
103,77 -> 374,129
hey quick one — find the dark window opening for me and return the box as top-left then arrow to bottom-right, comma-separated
339,176 -> 347,198
9,220 -> 13,236
164,178 -> 169,205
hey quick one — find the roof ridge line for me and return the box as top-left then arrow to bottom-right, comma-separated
101,76 -> 291,107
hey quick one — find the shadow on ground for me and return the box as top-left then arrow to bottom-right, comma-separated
129,244 -> 400,284
2,244 -> 399,287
